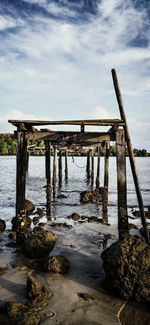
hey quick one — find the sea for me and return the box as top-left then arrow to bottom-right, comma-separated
0,156 -> 150,229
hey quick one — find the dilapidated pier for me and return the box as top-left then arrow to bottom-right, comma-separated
8,69 -> 149,244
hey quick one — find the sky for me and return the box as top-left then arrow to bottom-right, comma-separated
0,0 -> 150,149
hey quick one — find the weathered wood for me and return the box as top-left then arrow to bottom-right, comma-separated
26,130 -> 115,142
46,184 -> 51,218
87,150 -> 91,178
16,132 -> 27,215
116,129 -> 128,239
58,150 -> 62,187
112,68 -> 149,244
96,146 -> 101,188
91,149 -> 94,187
65,150 -> 68,179
25,151 -> 29,172
45,141 -> 51,185
53,147 -> 57,197
9,119 -> 125,127
104,141 -> 109,188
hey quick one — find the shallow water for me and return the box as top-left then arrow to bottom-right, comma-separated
0,156 -> 150,228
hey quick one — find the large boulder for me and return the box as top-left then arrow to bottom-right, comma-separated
22,227 -> 57,258
26,275 -> 51,311
101,234 -> 150,303
0,219 -> 6,231
25,200 -> 35,213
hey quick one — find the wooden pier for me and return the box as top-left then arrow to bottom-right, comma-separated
9,70 -> 149,244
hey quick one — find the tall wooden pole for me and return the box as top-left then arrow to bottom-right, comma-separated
45,141 -> 51,213
87,150 -> 91,178
112,69 -> 149,244
65,150 -> 68,180
116,129 -> 128,239
16,131 -> 27,215
53,146 -> 57,197
91,149 -> 94,187
104,141 -> 109,188
96,145 -> 101,188
58,150 -> 62,188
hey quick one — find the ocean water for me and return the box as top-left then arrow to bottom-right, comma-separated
0,156 -> 149,228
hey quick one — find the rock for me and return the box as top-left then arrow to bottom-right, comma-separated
0,219 -> 6,232
6,242 -> 17,248
12,215 -> 32,231
101,234 -> 150,302
8,232 -> 16,240
26,275 -> 50,311
0,248 -> 3,253
0,266 -> 8,275
71,213 -> 80,221
129,223 -> 139,230
88,216 -> 98,222
22,228 -> 57,258
0,301 -> 40,325
32,217 -> 40,225
78,292 -> 95,302
81,215 -> 87,220
42,255 -> 70,274
38,222 -> 46,227
25,200 -> 35,214
80,187 -> 104,203
51,223 -> 72,229
57,194 -> 67,199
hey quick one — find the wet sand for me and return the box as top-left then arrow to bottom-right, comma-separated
0,219 -> 125,325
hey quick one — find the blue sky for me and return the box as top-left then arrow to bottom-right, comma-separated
0,0 -> 150,149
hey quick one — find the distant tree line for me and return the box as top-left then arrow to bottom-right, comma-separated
0,133 -> 150,157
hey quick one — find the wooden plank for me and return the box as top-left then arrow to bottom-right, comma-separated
16,132 -> 27,215
26,131 -> 115,142
58,150 -> 62,187
112,68 -> 149,244
116,129 -> 128,239
9,119 -> 125,127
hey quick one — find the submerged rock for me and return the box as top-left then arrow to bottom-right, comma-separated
51,222 -> 72,229
42,255 -> 70,274
32,217 -> 40,225
8,231 -> 16,240
0,219 -> 6,232
0,301 -> 40,325
101,234 -> 150,303
22,228 -> 57,258
78,292 -> 95,302
80,187 -> 105,203
0,266 -> 8,275
57,194 -> 67,199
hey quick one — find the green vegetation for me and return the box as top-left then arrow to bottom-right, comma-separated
0,133 -> 150,157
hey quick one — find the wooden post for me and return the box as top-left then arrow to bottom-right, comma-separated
112,68 -> 149,244
65,150 -> 68,180
96,145 -> 101,188
91,149 -> 94,187
104,141 -> 109,188
25,151 -> 29,172
116,129 -> 128,239
16,131 -> 27,215
45,141 -> 51,185
45,141 -> 52,211
53,146 -> 57,197
58,150 -> 62,187
87,150 -> 91,178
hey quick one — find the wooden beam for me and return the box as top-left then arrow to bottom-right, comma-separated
104,141 -> 109,188
116,129 -> 128,239
91,149 -> 94,187
26,130 -> 115,142
112,68 -> 149,245
65,150 -> 68,180
58,150 -> 62,187
53,147 -> 57,197
9,119 -> 125,127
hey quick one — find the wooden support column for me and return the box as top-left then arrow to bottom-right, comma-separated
53,146 -> 57,197
45,141 -> 52,212
65,150 -> 68,180
25,151 -> 29,172
116,129 -> 128,239
96,145 -> 101,188
91,149 -> 94,187
87,150 -> 91,178
58,150 -> 62,187
104,141 -> 109,188
16,131 -> 27,215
